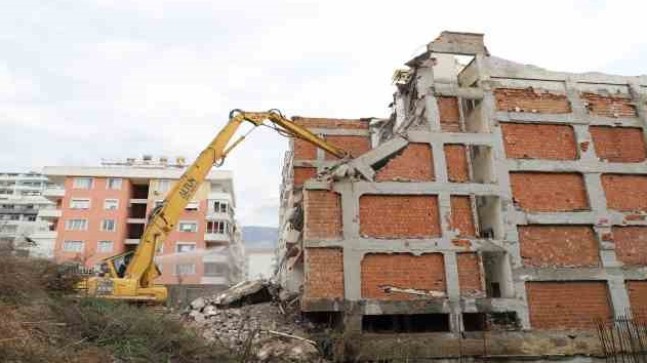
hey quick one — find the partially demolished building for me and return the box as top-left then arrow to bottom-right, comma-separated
277,32 -> 647,359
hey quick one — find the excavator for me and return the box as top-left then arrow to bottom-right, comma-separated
80,110 -> 349,302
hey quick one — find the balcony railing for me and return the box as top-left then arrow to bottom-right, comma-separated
38,209 -> 62,219
42,187 -> 65,199
204,232 -> 230,243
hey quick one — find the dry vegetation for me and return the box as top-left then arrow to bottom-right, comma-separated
0,255 -> 234,362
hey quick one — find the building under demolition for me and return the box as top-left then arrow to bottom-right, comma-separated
276,31 -> 647,360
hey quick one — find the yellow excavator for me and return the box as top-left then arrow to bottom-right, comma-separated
80,110 -> 349,302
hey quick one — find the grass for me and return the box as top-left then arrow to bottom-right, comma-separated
0,255 -> 234,362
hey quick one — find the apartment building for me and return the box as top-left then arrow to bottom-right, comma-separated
0,171 -> 55,258
43,157 -> 245,286
277,32 -> 647,360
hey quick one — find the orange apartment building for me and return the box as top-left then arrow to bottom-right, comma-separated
41,157 -> 245,286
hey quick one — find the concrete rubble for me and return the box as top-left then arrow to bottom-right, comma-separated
183,280 -> 325,362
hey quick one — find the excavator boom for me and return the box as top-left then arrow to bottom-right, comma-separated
82,110 -> 349,302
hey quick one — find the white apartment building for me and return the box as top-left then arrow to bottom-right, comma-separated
0,172 -> 55,258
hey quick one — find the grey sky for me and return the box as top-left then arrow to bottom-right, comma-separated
1,0 -> 645,227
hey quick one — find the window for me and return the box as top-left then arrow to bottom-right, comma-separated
157,179 -> 171,193
101,219 -> 116,232
107,178 -> 122,190
65,219 -> 88,231
97,240 -> 113,253
178,221 -> 198,233
206,221 -> 227,234
213,201 -> 228,213
10,215 -> 20,221
175,242 -> 196,253
73,177 -> 92,189
63,240 -> 84,252
204,262 -> 226,276
70,198 -> 90,209
175,263 -> 195,276
26,215 -> 36,222
104,199 -> 119,210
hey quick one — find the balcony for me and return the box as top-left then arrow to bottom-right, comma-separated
38,209 -> 62,219
124,238 -> 140,245
29,230 -> 57,240
129,198 -> 148,204
127,218 -> 146,224
200,276 -> 228,285
205,211 -> 232,222
42,188 -> 65,200
203,252 -> 228,263
204,232 -> 230,243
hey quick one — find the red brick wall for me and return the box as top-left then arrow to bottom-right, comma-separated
601,174 -> 647,212
510,172 -> 589,212
438,96 -> 461,132
304,190 -> 342,240
359,195 -> 440,238
324,135 -> 371,160
612,226 -> 647,266
451,196 -> 476,237
361,253 -> 446,300
375,143 -> 435,182
518,225 -> 600,268
445,144 -> 470,182
627,281 -> 647,320
589,126 -> 646,163
495,88 -> 571,114
293,167 -> 316,188
293,117 -> 369,130
293,138 -> 317,159
526,282 -> 612,330
304,248 -> 344,300
457,252 -> 484,297
582,93 -> 637,118
501,123 -> 577,160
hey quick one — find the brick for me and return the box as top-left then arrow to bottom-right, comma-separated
304,190 -> 342,240
519,225 -> 600,268
526,282 -> 612,330
582,93 -> 637,118
304,248 -> 344,300
501,123 -> 577,160
361,253 -> 446,300
375,143 -> 435,182
589,126 -> 646,163
495,88 -> 571,114
293,117 -> 369,130
293,138 -> 317,160
450,196 -> 476,237
510,172 -> 589,212
612,226 -> 647,266
438,96 -> 461,132
627,281 -> 647,320
293,167 -> 316,188
324,135 -> 371,160
457,252 -> 484,297
445,145 -> 470,182
601,174 -> 647,212
359,195 -> 440,238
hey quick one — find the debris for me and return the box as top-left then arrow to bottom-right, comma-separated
214,279 -> 273,307
190,297 -> 206,310
267,330 -> 317,345
379,285 -> 446,298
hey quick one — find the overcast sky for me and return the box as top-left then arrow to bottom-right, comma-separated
1,0 -> 645,227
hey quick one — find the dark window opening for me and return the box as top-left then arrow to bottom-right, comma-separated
127,223 -> 144,239
129,204 -> 147,218
488,312 -> 520,331
463,313 -> 486,331
362,313 -> 450,333
131,184 -> 149,199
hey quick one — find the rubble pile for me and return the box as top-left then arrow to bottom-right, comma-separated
183,280 -> 325,362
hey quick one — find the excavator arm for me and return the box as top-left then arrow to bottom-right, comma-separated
122,109 -> 349,293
